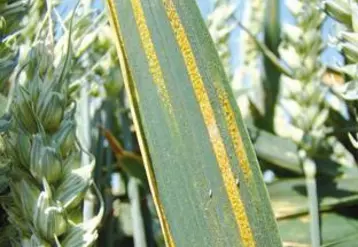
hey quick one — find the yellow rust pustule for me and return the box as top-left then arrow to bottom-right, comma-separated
217,87 -> 252,182
105,1 -> 175,246
130,0 -> 174,119
161,0 -> 255,246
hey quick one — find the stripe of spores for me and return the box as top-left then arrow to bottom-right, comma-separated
130,0 -> 176,122
106,0 -> 176,246
216,86 -> 253,183
160,0 -> 256,246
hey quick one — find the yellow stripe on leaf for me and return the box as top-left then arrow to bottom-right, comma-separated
105,1 -> 175,246
161,1 -> 255,246
216,87 -> 253,182
130,0 -> 174,119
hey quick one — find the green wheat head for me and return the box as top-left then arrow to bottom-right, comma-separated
0,16 -> 102,246
323,0 -> 358,149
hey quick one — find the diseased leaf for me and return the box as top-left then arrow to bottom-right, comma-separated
106,0 -> 282,246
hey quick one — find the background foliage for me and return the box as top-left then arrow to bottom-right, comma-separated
0,0 -> 358,246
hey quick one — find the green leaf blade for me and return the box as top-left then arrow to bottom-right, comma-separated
106,0 -> 282,246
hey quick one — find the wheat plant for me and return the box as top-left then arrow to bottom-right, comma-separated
0,2 -> 103,246
2,0 -> 358,246
323,0 -> 358,150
